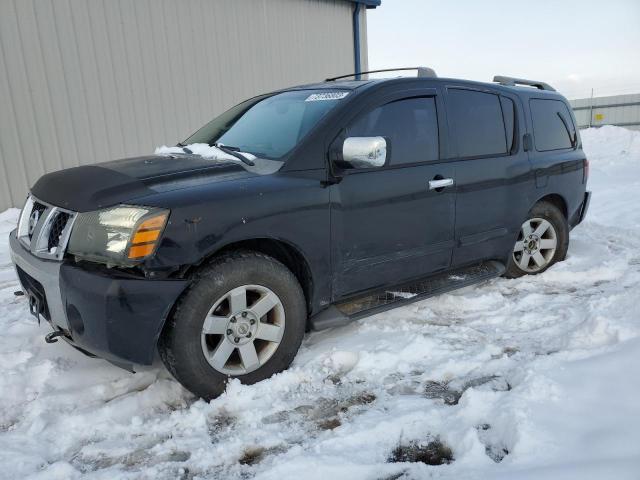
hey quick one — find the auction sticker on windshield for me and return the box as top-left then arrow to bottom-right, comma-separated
305,92 -> 350,101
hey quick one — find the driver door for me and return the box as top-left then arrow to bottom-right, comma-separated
330,90 -> 456,298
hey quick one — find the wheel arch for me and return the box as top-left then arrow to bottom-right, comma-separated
534,193 -> 568,218
187,237 -> 315,315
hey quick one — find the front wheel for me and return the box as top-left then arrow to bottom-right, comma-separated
159,251 -> 307,400
505,201 -> 569,278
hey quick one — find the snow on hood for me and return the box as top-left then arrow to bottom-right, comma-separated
155,143 -> 258,162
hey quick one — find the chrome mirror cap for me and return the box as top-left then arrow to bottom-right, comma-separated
342,136 -> 387,169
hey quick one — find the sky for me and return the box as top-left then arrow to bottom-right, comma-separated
366,0 -> 640,99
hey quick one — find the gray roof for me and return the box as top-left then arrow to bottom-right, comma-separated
345,0 -> 381,7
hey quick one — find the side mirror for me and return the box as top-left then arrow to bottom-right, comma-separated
341,136 -> 387,169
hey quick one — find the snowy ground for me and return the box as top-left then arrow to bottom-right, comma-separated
1,126 -> 639,480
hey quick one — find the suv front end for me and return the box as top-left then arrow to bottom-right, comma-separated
10,195 -> 189,369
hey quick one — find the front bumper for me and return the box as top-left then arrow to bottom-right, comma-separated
10,230 -> 189,367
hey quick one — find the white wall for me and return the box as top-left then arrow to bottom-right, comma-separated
570,93 -> 640,131
0,0 -> 368,210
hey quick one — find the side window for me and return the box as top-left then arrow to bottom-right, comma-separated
500,96 -> 516,153
448,89 -> 507,158
530,99 -> 576,151
347,97 -> 439,165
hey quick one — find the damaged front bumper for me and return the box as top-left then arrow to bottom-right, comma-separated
9,230 -> 189,369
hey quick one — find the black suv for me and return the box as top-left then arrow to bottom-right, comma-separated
10,68 -> 591,399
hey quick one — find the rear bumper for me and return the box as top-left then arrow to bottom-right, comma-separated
570,191 -> 591,228
579,191 -> 592,224
10,230 -> 189,367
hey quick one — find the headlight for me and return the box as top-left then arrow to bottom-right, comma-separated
16,195 -> 35,238
68,205 -> 169,266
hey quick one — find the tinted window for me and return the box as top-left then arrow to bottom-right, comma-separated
184,90 -> 347,159
500,96 -> 516,153
530,99 -> 575,151
448,89 -> 507,157
347,97 -> 439,165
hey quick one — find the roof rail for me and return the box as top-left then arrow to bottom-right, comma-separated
325,67 -> 437,82
493,75 -> 556,92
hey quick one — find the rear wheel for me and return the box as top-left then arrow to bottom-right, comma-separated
505,201 -> 569,278
159,251 -> 306,400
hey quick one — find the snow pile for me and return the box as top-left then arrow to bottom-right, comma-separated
581,125 -> 640,165
580,126 -> 640,233
1,127 -> 640,479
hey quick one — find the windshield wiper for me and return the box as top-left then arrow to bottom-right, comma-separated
174,142 -> 194,155
213,143 -> 255,166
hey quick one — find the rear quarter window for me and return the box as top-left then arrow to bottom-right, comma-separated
530,99 -> 576,151
500,97 -> 516,153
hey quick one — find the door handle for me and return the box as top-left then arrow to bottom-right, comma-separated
428,178 -> 454,190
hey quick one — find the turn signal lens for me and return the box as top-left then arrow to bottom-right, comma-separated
127,212 -> 169,259
128,243 -> 156,259
137,215 -> 167,230
131,229 -> 160,244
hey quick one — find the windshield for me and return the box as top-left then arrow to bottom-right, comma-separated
183,90 -> 349,160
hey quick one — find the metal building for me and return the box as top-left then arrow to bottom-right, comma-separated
570,93 -> 640,131
0,0 -> 380,211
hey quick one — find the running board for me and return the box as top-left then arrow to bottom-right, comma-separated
310,261 -> 505,331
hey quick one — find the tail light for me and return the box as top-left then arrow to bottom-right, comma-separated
584,158 -> 589,183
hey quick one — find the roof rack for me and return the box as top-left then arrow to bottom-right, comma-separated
325,67 -> 437,82
493,75 -> 556,92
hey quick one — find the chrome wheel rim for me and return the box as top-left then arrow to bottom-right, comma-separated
201,285 -> 285,375
513,217 -> 558,273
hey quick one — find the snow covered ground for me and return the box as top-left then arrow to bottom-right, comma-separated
1,126 -> 639,480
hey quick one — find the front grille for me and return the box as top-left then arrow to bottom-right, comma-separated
48,212 -> 71,251
17,195 -> 76,261
29,202 -> 47,240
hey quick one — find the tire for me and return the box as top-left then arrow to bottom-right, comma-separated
159,250 -> 307,400
504,201 -> 569,278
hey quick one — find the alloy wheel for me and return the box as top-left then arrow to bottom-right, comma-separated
512,217 -> 558,273
200,285 -> 285,375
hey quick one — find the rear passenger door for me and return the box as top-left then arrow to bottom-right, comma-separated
445,87 -> 534,266
331,89 -> 456,297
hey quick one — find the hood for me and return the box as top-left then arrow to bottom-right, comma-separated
31,154 -> 281,212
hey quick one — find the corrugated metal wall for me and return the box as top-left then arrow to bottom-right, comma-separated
570,93 -> 640,131
0,0 -> 368,210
